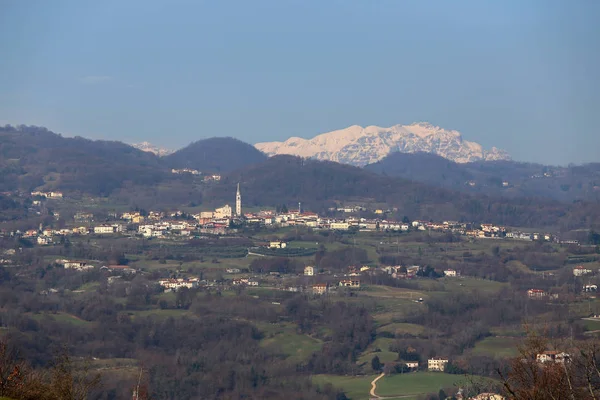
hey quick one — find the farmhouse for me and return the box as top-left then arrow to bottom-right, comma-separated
304,266 -> 314,276
443,269 -> 457,277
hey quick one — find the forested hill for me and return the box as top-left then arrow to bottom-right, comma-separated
164,137 -> 267,173
364,151 -> 600,203
208,155 -> 600,229
0,125 -> 168,196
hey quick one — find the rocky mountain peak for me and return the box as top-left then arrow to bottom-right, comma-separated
255,123 -> 510,166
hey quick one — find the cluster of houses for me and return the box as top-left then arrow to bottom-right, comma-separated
31,191 -> 63,199
158,277 -> 200,291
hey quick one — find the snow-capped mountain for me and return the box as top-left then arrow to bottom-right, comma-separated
131,141 -> 174,157
255,122 -> 510,166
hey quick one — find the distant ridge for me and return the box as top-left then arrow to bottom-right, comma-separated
255,122 -> 510,166
164,137 -> 267,173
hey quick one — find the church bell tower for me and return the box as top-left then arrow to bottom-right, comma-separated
235,183 -> 242,216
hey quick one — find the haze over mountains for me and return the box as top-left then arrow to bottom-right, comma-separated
255,122 -> 511,166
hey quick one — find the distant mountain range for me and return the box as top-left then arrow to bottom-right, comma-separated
364,152 -> 600,203
255,122 -> 511,166
131,141 -> 174,156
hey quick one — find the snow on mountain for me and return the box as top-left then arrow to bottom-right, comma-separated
131,141 -> 174,157
255,122 -> 511,166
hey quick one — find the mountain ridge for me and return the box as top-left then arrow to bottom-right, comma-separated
255,122 -> 511,166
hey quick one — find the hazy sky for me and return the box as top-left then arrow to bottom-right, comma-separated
1,1 -> 599,165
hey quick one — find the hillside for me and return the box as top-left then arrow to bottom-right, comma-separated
206,155 -> 600,229
0,125 -> 168,195
255,122 -> 510,166
365,152 -> 600,203
164,137 -> 267,173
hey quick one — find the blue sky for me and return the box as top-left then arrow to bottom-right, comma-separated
1,0 -> 599,165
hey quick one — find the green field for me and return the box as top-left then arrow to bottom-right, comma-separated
469,336 -> 519,358
376,372 -> 464,397
29,312 -> 90,326
358,337 -> 397,367
261,325 -> 323,362
312,374 -> 375,400
313,372 -> 472,399
377,322 -> 428,336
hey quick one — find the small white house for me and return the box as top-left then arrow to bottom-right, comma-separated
304,266 -> 314,276
443,269 -> 457,277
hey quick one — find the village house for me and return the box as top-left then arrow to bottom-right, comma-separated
102,265 -> 137,274
527,289 -> 547,299
536,351 -> 570,363
94,225 -> 116,234
428,357 -> 449,372
269,241 -> 287,249
583,284 -> 598,292
37,236 -> 51,245
226,268 -> 241,274
312,283 -> 328,295
443,269 -> 457,277
158,278 -> 199,291
339,279 -> 360,288
329,222 -> 350,230
304,266 -> 314,276
62,260 -> 92,270
405,362 -> 419,370
232,278 -> 259,286
573,266 -> 593,277
468,394 -> 505,400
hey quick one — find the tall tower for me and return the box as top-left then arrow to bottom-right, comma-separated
235,182 -> 242,216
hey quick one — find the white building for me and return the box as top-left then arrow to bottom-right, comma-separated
158,278 -> 199,291
443,269 -> 457,277
94,225 -> 116,234
536,351 -> 570,363
428,358 -> 448,372
269,241 -> 287,249
304,266 -> 314,276
573,266 -> 593,277
214,204 -> 232,219
330,222 -> 350,230
62,260 -> 93,271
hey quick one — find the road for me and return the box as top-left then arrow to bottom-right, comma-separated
369,373 -> 385,398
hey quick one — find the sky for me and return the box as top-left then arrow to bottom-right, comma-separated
0,0 -> 599,165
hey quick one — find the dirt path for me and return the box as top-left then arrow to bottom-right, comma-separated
369,373 -> 385,398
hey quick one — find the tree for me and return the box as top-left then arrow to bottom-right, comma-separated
438,388 -> 447,400
371,355 -> 382,372
498,330 -> 599,399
